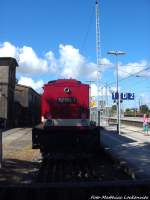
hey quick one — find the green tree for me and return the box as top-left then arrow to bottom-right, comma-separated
124,108 -> 132,116
110,105 -> 117,116
140,104 -> 149,114
125,108 -> 130,113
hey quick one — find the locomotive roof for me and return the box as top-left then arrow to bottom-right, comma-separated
47,79 -> 82,85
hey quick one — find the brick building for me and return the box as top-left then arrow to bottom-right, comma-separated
0,57 -> 18,128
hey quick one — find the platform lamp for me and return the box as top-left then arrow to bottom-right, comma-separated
107,50 -> 126,134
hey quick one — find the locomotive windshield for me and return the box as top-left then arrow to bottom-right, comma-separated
57,97 -> 77,103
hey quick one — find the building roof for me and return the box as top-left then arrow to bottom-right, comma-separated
0,57 -> 18,67
15,84 -> 41,96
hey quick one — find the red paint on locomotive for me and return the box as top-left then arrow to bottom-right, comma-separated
32,79 -> 100,153
41,79 -> 89,126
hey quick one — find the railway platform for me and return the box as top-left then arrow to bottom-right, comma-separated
0,128 -> 41,184
101,124 -> 150,180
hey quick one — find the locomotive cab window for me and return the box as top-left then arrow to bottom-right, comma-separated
57,97 -> 77,103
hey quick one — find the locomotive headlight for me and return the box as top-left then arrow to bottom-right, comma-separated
41,116 -> 45,123
64,87 -> 70,93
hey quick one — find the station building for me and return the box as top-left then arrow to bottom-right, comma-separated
0,57 -> 18,128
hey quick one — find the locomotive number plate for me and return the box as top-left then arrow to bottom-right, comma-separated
57,97 -> 77,103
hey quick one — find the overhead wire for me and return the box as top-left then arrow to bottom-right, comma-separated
80,0 -> 95,53
107,66 -> 150,107
107,66 -> 150,86
101,64 -> 150,87
127,76 -> 150,88
119,71 -> 150,88
118,67 -> 150,91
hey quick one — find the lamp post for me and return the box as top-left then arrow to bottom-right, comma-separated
107,50 -> 126,134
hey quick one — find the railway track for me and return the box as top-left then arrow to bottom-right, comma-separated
30,151 -> 150,197
0,129 -> 150,199
107,117 -> 144,128
36,151 -> 131,183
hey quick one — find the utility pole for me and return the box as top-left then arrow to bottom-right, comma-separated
95,0 -> 102,126
101,85 -> 105,122
105,83 -> 109,125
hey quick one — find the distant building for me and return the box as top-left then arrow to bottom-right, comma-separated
14,84 -> 41,126
0,57 -> 18,128
90,107 -> 97,122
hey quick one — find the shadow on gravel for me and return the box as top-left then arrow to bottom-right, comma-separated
0,180 -> 149,200
0,160 -> 149,199
0,159 -> 40,184
101,128 -> 136,144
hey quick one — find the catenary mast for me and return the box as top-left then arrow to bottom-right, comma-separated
95,0 -> 101,126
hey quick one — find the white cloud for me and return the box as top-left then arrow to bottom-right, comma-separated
59,44 -> 98,79
118,60 -> 149,78
59,45 -> 113,79
18,76 -> 44,92
0,41 -> 18,58
0,42 -> 149,81
18,46 -> 50,75
1,41 -> 149,95
0,42 -> 58,76
100,58 -> 113,69
45,51 -> 59,73
59,44 -> 85,78
0,41 -> 112,80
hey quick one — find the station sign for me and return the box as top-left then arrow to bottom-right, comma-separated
112,92 -> 135,100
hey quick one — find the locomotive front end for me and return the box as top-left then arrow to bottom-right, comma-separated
32,79 -> 100,154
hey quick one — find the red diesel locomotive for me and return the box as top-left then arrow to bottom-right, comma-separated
32,79 -> 100,153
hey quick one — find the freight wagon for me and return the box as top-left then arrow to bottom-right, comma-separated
14,84 -> 41,127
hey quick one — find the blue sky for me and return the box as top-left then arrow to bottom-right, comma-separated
0,0 -> 150,108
